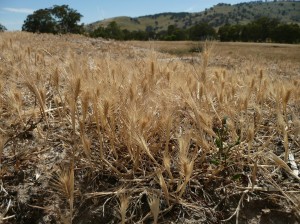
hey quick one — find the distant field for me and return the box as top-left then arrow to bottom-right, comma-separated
0,32 -> 299,223
128,40 -> 300,62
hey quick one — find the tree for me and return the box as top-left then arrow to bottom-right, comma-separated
164,25 -> 187,40
252,17 -> 280,41
22,9 -> 56,33
145,26 -> 156,40
0,24 -> 7,32
91,21 -> 124,40
105,21 -> 124,40
91,26 -> 108,38
218,24 -> 233,41
272,23 -> 300,43
22,5 -> 83,34
218,18 -> 300,44
51,5 -> 83,34
189,23 -> 216,40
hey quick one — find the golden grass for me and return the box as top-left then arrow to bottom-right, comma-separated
129,40 -> 300,63
0,32 -> 299,223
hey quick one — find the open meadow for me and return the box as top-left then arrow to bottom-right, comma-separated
0,32 -> 300,223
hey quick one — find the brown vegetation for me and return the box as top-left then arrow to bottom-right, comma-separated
0,32 -> 299,223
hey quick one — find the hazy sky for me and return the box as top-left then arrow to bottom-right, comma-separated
0,0 -> 254,31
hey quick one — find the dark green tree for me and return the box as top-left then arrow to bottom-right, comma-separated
51,5 -> 83,34
218,24 -> 231,41
91,26 -> 108,38
189,23 -> 216,40
163,25 -> 187,40
122,29 -> 132,40
22,9 -> 56,33
252,17 -> 280,41
272,23 -> 300,43
144,26 -> 156,40
219,18 -> 300,43
105,21 -> 124,40
131,30 -> 147,40
218,24 -> 243,41
22,5 -> 83,34
91,21 -> 125,40
0,24 -> 7,32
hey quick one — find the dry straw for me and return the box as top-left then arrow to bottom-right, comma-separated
1,32 -> 300,223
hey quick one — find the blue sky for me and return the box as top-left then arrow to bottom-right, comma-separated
0,0 -> 253,31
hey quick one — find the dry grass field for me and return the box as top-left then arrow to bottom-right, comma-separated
0,32 -> 300,223
129,40 -> 300,62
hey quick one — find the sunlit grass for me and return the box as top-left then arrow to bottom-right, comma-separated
0,32 -> 299,223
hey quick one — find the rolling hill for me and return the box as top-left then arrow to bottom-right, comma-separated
86,1 -> 300,32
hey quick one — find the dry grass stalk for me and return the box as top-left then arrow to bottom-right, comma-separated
163,149 -> 173,182
24,80 -> 48,125
53,67 -> 60,88
247,122 -> 255,162
0,135 -> 5,166
148,193 -> 160,224
7,88 -> 23,119
119,194 -> 129,224
81,134 -> 91,160
92,96 -> 104,159
277,112 -> 289,162
177,135 -> 195,197
81,91 -> 90,123
292,114 -> 300,137
283,127 -> 289,162
268,152 -> 300,182
282,87 -> 291,116
156,168 -> 170,205
52,167 -> 75,223
251,160 -> 258,191
135,133 -> 158,166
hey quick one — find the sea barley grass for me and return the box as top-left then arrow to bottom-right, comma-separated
0,32 -> 299,223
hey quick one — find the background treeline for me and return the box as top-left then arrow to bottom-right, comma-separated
90,17 -> 300,43
90,21 -> 216,41
218,17 -> 300,43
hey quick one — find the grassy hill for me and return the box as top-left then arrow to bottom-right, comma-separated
86,1 -> 300,32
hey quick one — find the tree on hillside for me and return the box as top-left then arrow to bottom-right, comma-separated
22,5 -> 83,34
0,24 -> 7,32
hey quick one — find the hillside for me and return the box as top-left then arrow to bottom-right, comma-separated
86,1 -> 300,32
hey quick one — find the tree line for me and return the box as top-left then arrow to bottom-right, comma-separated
4,4 -> 299,44
218,17 -> 300,43
90,18 -> 300,43
90,21 -> 217,41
